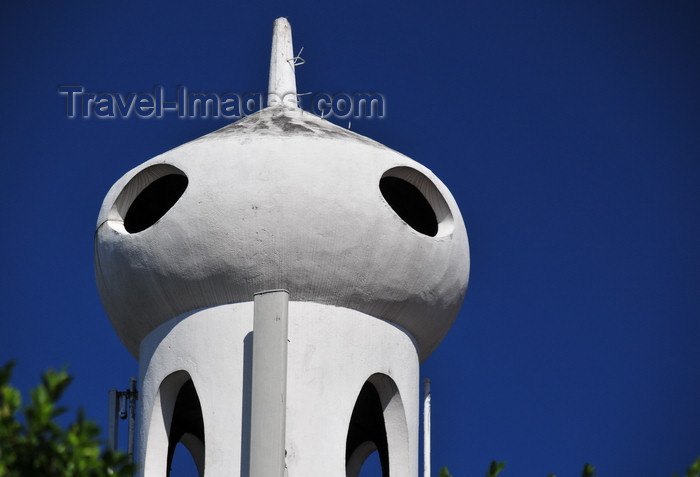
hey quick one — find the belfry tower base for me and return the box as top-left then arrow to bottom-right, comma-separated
137,301 -> 418,477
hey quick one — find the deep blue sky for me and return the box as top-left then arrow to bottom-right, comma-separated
1,1 -> 699,476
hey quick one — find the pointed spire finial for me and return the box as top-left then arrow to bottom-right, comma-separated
267,17 -> 298,108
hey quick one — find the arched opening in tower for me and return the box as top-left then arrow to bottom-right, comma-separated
346,381 -> 389,477
167,379 -> 205,477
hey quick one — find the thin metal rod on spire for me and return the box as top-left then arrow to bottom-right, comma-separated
107,389 -> 118,452
424,379 -> 431,477
267,17 -> 298,108
106,378 -> 137,463
127,377 -> 137,463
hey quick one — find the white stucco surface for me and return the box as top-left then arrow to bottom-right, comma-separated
285,302 -> 419,477
98,17 -> 469,477
95,106 -> 470,362
137,302 -> 418,477
137,304 -> 253,477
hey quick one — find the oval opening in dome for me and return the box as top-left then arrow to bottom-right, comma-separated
124,174 -> 188,233
379,167 -> 453,238
380,176 -> 437,236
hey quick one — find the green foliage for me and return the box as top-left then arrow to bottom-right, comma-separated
674,456 -> 700,477
581,462 -> 597,477
0,361 -> 135,477
439,455 -> 700,477
486,460 -> 506,477
439,467 -> 454,477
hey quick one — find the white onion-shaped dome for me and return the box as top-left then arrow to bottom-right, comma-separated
95,107 -> 469,360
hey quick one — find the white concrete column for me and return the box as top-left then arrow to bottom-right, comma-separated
250,290 -> 290,477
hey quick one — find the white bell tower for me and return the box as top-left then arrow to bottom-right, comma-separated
95,18 -> 469,477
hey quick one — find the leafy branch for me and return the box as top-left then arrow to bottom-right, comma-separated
439,457 -> 700,477
0,361 -> 135,477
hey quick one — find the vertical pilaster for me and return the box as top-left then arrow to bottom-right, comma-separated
250,290 -> 290,477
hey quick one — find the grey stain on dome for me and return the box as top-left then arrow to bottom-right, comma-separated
200,107 -> 384,149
